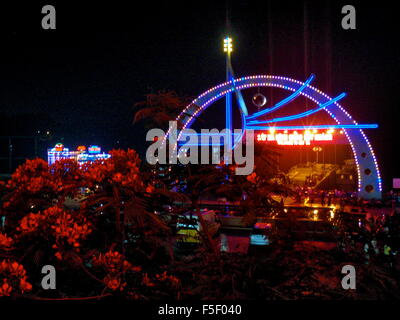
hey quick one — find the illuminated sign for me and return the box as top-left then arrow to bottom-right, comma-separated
88,145 -> 101,154
256,129 -> 337,146
54,143 -> 64,151
47,144 -> 110,165
77,145 -> 87,152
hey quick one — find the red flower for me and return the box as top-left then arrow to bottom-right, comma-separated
17,206 -> 92,260
0,260 -> 32,297
0,281 -> 12,296
92,250 -> 139,292
0,233 -> 13,250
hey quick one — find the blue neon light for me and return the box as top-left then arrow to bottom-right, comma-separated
172,73 -> 382,199
177,143 -> 224,146
228,63 -> 249,117
247,92 -> 346,125
244,124 -> 378,130
177,124 -> 378,145
226,91 -> 232,145
225,61 -> 233,154
184,133 -> 242,136
246,74 -> 315,120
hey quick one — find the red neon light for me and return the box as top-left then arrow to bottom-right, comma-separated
256,130 -> 335,146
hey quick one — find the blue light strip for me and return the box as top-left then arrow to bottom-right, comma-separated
246,74 -> 315,120
227,60 -> 247,149
244,124 -> 378,130
177,124 -> 378,146
234,86 -> 249,116
226,91 -> 232,144
225,54 -> 233,156
170,73 -> 382,198
177,143 -> 224,146
184,133 -> 242,136
228,63 -> 249,116
246,92 -> 346,125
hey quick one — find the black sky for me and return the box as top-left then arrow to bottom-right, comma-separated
0,0 -> 399,189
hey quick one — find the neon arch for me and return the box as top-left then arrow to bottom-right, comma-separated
166,75 -> 382,199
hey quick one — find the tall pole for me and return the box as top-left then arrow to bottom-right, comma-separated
224,36 -> 233,162
303,1 -> 309,112
325,1 -> 332,94
267,0 -> 274,106
303,2 -> 309,164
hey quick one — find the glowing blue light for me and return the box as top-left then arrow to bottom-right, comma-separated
88,145 -> 101,154
167,73 -> 382,199
246,74 -> 315,120
247,92 -> 346,125
225,58 -> 233,155
245,124 -> 378,130
228,64 -> 249,116
184,133 -> 242,136
177,143 -> 224,146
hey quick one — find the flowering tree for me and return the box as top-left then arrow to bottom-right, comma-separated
0,149 -> 180,299
82,149 -> 171,259
2,158 -> 83,230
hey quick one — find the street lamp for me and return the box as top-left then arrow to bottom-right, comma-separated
223,36 -> 233,163
312,146 -> 322,163
223,37 -> 233,53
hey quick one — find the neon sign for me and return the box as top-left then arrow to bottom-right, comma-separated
77,145 -> 87,152
256,129 -> 336,146
88,145 -> 101,154
54,143 -> 64,152
48,144 -> 110,165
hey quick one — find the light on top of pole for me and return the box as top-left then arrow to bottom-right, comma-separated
223,37 -> 233,53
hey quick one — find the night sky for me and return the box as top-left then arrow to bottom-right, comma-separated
0,1 -> 399,189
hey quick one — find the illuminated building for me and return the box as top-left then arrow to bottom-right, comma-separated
47,143 -> 111,165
